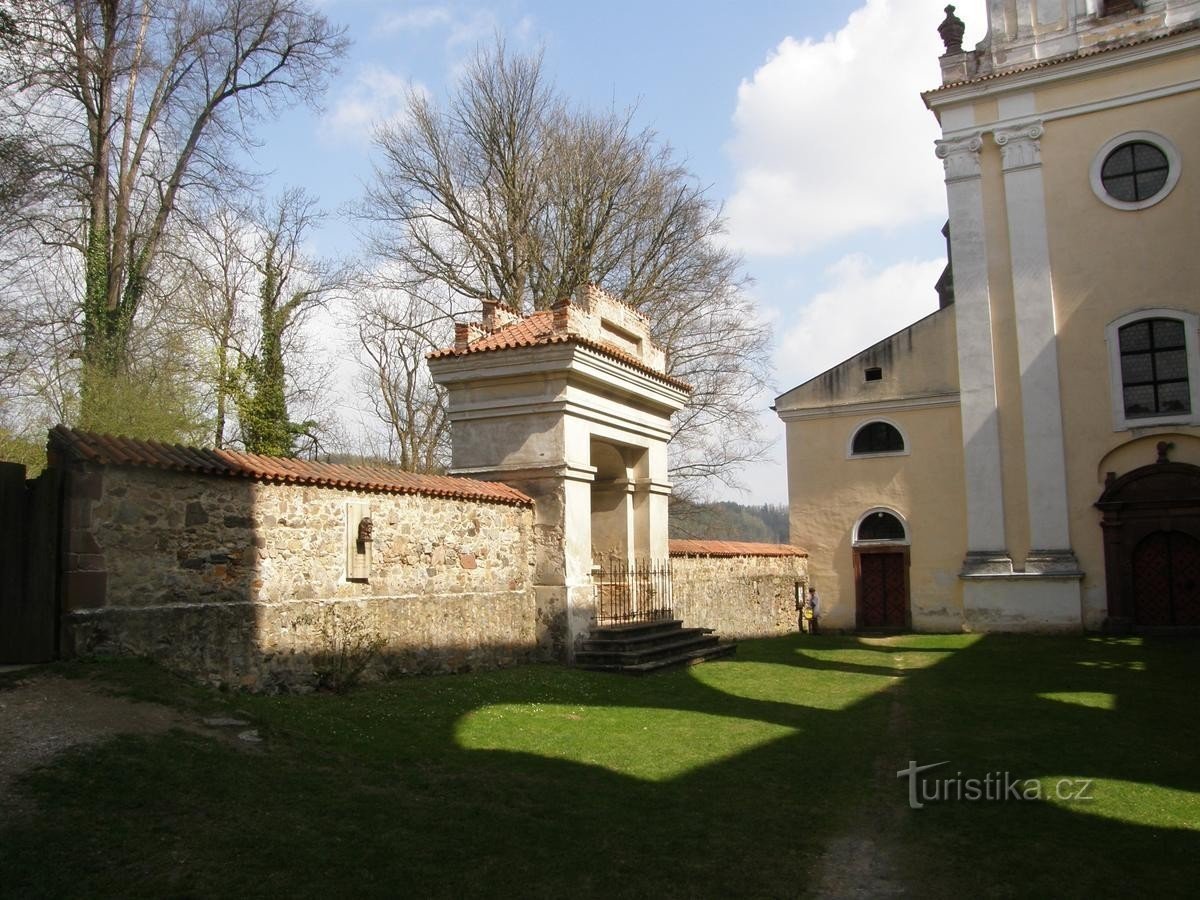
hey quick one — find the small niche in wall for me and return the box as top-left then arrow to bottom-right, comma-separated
865,367 -> 883,382
346,501 -> 372,582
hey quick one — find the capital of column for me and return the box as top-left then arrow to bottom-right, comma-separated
935,134 -> 984,183
994,122 -> 1045,172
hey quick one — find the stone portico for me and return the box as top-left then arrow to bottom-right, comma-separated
428,285 -> 691,660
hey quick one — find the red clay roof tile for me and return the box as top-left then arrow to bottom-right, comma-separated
669,540 -> 807,558
429,310 -> 692,392
48,426 -> 533,507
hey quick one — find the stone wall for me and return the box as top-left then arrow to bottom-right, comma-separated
61,463 -> 540,690
671,553 -> 809,638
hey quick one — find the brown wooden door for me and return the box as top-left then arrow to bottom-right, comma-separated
858,551 -> 908,629
1131,531 -> 1200,627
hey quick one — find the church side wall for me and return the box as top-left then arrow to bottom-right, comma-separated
60,464 -> 540,690
785,402 -> 967,632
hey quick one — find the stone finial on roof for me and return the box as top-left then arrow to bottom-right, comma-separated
939,5 -> 966,54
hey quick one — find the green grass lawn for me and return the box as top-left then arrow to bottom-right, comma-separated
2,634 -> 1198,898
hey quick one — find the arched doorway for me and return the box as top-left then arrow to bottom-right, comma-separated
853,509 -> 910,630
1096,457 -> 1200,630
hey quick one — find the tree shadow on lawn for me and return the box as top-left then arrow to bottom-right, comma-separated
1,634 -> 1198,899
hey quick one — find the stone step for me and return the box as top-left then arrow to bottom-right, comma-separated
578,642 -> 737,675
580,625 -> 712,652
576,632 -> 721,665
588,618 -> 684,639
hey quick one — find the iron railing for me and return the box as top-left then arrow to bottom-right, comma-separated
592,555 -> 674,626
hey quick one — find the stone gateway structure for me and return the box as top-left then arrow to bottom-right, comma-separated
428,285 -> 692,660
0,285 -> 808,687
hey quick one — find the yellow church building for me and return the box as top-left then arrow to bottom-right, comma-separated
776,0 -> 1200,632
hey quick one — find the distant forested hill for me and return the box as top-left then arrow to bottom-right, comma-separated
669,500 -> 789,543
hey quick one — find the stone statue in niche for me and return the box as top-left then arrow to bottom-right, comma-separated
347,508 -> 373,582
357,516 -> 374,549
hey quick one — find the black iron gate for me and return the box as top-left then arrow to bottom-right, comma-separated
593,556 -> 673,626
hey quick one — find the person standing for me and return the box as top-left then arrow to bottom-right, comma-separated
806,586 -> 821,635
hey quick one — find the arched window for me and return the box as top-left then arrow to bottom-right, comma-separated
851,421 -> 905,455
856,510 -> 907,543
1118,318 -> 1190,418
1106,310 -> 1199,429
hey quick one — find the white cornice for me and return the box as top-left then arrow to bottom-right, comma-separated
940,76 -> 1200,141
926,28 -> 1200,113
449,461 -> 599,483
447,398 -> 675,443
776,392 -> 960,423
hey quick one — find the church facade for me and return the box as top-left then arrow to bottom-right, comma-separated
776,0 -> 1200,632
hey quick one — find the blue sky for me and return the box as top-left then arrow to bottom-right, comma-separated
248,0 -> 989,503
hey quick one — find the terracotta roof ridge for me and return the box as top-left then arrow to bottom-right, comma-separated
428,329 -> 692,393
47,426 -> 533,507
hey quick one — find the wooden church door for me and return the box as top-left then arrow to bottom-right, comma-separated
1131,531 -> 1200,627
857,551 -> 909,630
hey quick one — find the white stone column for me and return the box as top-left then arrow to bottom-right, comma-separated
936,133 -> 1012,574
994,122 -> 1079,574
644,479 -> 673,561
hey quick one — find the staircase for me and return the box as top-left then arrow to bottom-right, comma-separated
575,618 -> 736,674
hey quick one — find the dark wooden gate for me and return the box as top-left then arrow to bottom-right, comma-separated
1131,530 -> 1200,627
856,550 -> 908,629
0,462 -> 62,663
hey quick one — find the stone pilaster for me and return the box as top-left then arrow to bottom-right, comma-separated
994,121 -> 1080,575
936,133 -> 1012,575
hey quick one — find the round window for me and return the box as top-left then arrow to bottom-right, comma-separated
1091,132 -> 1180,211
1100,141 -> 1169,203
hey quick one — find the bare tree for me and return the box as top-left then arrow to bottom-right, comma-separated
0,0 -> 347,421
354,287 -> 451,473
359,41 -> 772,493
234,188 -> 347,457
173,201 -> 257,448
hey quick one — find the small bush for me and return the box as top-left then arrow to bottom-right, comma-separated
293,606 -> 388,693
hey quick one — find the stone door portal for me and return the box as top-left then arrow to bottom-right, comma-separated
1096,455 -> 1200,631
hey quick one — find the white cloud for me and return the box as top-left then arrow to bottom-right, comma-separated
773,253 -> 947,391
324,66 -> 427,144
725,0 -> 986,256
378,6 -> 453,33
375,5 -> 511,51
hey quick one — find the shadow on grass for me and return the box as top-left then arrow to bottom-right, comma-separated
1,634 -> 1198,899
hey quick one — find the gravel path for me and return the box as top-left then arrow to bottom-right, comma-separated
0,672 -> 236,821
